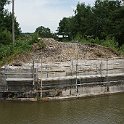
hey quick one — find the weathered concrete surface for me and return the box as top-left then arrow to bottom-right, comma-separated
61,82 -> 124,97
12,58 -> 123,79
0,58 -> 124,100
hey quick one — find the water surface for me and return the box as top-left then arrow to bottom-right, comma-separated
0,94 -> 124,124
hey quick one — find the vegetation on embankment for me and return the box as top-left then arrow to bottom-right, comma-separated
74,37 -> 124,56
1,34 -> 124,67
0,33 -> 45,66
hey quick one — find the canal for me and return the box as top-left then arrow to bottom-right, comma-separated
0,94 -> 124,124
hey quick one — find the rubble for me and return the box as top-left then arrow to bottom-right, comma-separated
33,38 -> 119,63
12,38 -> 120,64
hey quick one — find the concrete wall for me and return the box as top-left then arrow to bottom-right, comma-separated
0,58 -> 124,99
61,82 -> 124,97
42,76 -> 124,98
0,69 -> 6,92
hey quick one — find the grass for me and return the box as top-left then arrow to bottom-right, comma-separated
75,36 -> 124,56
0,33 -> 45,66
0,35 -> 124,67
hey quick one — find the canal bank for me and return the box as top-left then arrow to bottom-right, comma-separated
0,58 -> 124,101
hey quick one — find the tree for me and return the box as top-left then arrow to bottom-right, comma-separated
57,0 -> 124,46
74,3 -> 95,38
35,26 -> 52,38
112,4 -> 124,45
58,17 -> 74,39
93,0 -> 122,39
0,0 -> 21,45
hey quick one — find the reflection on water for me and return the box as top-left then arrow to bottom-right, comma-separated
0,94 -> 124,124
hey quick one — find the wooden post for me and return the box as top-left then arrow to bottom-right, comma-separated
75,41 -> 78,93
12,0 -> 15,45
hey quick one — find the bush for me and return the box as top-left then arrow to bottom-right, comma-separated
101,38 -> 118,50
14,40 -> 32,54
119,44 -> 124,54
0,45 -> 13,59
0,29 -> 12,45
0,32 -> 46,65
30,33 -> 39,44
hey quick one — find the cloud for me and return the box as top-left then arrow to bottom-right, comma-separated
6,0 -> 95,33
78,0 -> 95,5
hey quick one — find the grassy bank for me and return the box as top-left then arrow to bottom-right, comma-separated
0,34 -> 44,66
0,36 -> 123,67
75,37 -> 124,56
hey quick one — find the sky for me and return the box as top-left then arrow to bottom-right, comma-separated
6,0 -> 95,33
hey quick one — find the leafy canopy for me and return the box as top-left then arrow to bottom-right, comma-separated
0,0 -> 21,45
58,0 -> 124,46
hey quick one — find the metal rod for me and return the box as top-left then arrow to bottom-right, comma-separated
40,54 -> 42,98
46,65 -> 48,78
32,60 -> 35,86
106,57 -> 109,92
76,63 -> 78,93
5,65 -> 8,91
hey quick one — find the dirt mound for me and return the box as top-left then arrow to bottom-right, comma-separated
31,38 -> 119,63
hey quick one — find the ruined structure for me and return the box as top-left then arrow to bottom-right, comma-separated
0,58 -> 124,101
0,39 -> 124,101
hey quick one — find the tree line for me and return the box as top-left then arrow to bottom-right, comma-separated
0,0 -> 21,45
58,0 -> 124,46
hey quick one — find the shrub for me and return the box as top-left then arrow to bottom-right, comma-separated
0,45 -> 13,59
0,29 -> 12,45
119,44 -> 124,55
101,38 -> 118,50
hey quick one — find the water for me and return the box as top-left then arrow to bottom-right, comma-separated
0,94 -> 124,124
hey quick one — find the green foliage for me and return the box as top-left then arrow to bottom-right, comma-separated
0,41 -> 30,60
75,35 -> 119,51
0,32 -> 45,65
35,26 -> 53,38
0,44 -> 13,59
58,0 -> 124,46
0,31 -> 46,62
14,40 -> 32,54
58,17 -> 74,40
0,0 -> 21,45
119,44 -> 124,54
0,29 -> 12,44
101,38 -> 118,50
30,33 -> 39,44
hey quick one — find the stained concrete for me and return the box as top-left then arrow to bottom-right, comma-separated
0,58 -> 124,99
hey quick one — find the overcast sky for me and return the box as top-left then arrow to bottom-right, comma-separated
7,0 -> 95,33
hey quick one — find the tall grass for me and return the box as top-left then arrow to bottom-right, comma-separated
75,36 -> 124,56
0,33 -> 42,66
